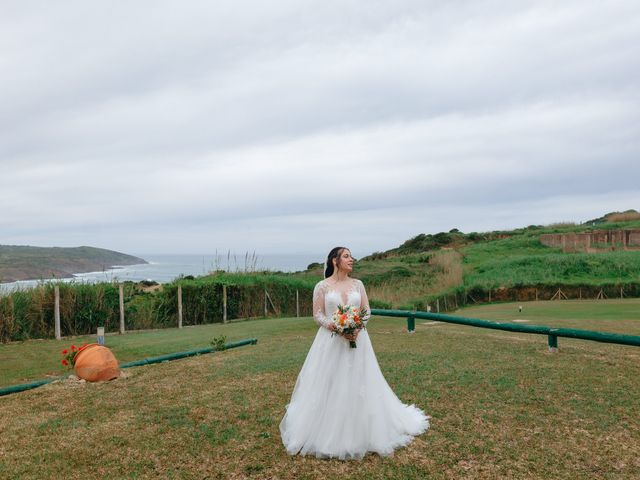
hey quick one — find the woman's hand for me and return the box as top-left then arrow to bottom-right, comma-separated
343,329 -> 361,342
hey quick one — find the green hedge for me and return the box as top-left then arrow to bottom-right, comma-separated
0,274 -> 317,342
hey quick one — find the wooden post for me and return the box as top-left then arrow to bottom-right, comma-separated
54,285 -> 61,340
119,284 -> 125,334
296,290 -> 300,317
177,285 -> 183,328
579,288 -> 582,300
223,284 -> 227,323
436,298 -> 440,313
551,288 -> 568,301
264,289 -> 268,316
488,290 -> 492,303
535,289 -> 538,301
265,290 -> 278,315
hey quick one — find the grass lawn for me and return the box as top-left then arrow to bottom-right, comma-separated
1,300 -> 639,479
458,298 -> 640,334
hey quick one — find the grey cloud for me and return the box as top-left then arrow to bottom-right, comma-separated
1,0 -> 638,254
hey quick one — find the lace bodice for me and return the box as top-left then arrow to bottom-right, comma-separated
312,278 -> 371,329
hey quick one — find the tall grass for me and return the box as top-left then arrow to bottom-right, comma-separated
464,251 -> 640,289
210,250 -> 261,273
0,273 -> 317,342
361,251 -> 463,308
429,250 -> 463,289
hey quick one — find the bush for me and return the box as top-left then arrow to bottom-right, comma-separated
369,299 -> 392,309
0,273 -> 319,342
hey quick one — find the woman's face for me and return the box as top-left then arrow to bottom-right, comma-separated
335,249 -> 354,273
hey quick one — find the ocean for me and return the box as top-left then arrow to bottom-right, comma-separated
0,253 -> 322,293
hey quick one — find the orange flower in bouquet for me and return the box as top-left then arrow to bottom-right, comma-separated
331,304 -> 368,348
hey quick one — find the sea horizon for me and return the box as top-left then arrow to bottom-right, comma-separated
0,252 -> 322,292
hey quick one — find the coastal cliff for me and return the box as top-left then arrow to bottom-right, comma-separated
0,245 -> 147,283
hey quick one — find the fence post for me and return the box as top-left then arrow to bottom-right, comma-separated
54,285 -> 61,340
296,289 -> 300,318
535,288 -> 538,301
488,290 -> 492,303
177,285 -> 183,328
264,289 -> 268,316
436,298 -> 440,313
223,284 -> 227,323
265,290 -> 278,315
407,316 -> 415,333
548,335 -> 558,353
119,284 -> 125,334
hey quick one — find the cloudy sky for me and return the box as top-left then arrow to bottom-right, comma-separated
1,0 -> 638,257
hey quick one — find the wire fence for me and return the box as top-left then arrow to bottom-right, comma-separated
2,279 -> 639,343
413,282 -> 640,313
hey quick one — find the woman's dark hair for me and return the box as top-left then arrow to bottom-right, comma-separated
325,246 -> 348,278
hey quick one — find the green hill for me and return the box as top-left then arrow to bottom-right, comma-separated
0,245 -> 146,283
296,210 -> 640,309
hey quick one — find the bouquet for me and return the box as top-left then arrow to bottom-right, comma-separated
61,343 -> 89,369
331,304 -> 368,348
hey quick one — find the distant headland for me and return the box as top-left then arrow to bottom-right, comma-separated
0,245 -> 147,283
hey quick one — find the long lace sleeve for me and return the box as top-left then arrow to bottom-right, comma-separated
312,281 -> 332,329
357,279 -> 371,325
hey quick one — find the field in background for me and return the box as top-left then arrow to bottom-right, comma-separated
458,298 -> 640,334
1,299 -> 639,479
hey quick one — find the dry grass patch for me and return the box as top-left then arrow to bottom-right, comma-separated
1,307 -> 640,479
365,250 -> 463,307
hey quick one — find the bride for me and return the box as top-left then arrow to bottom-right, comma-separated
279,247 -> 429,459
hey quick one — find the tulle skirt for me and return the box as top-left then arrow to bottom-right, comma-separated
279,327 -> 429,460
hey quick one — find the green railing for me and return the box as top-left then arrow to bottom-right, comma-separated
370,308 -> 640,351
0,338 -> 258,397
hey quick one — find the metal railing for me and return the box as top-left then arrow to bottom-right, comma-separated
370,308 -> 640,351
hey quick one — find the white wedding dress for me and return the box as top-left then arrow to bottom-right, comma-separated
279,278 -> 429,459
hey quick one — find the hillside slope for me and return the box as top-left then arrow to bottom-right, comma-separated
304,211 -> 640,309
0,245 -> 146,283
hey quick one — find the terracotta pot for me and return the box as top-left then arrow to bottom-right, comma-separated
74,344 -> 120,382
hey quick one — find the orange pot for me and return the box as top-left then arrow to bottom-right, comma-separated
74,344 -> 120,382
